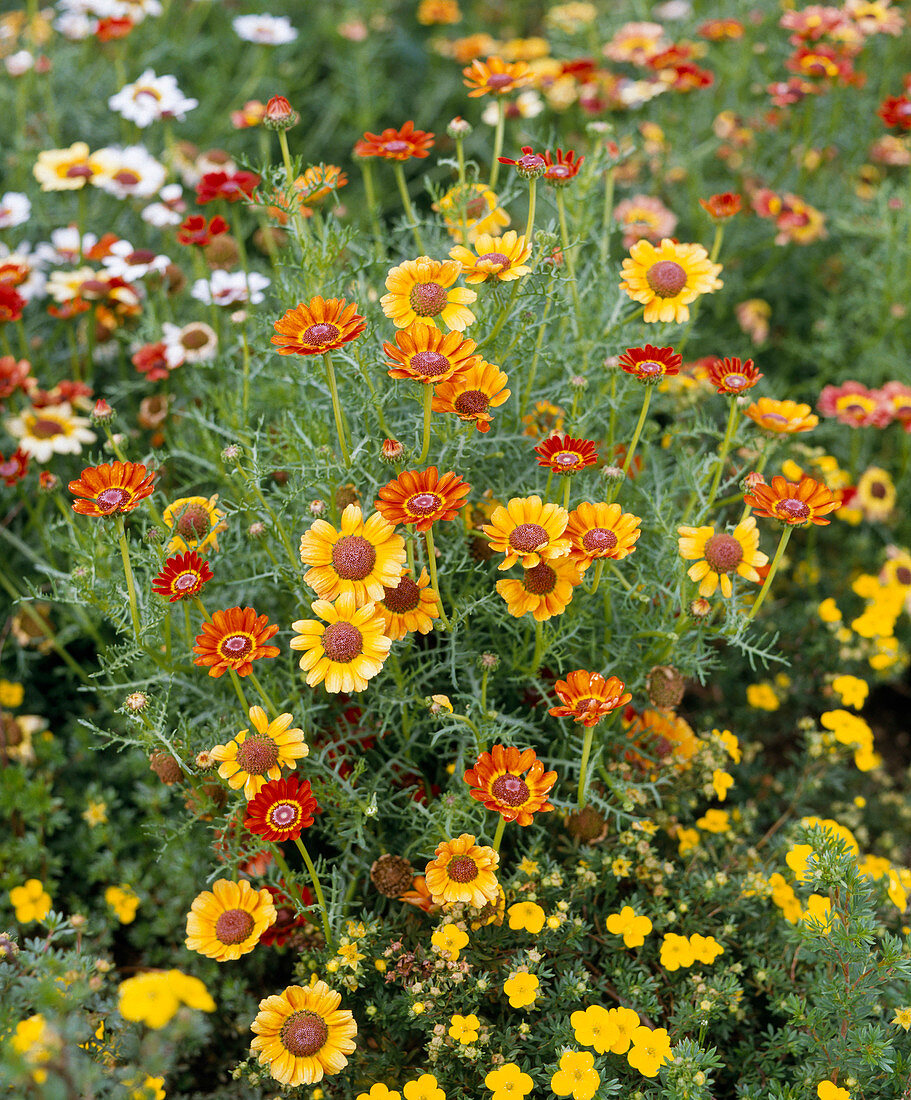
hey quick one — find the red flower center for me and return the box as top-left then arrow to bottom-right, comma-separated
31,418 -> 64,439
410,351 -> 451,378
523,561 -> 557,594
896,566 -> 911,585
221,633 -> 253,658
322,621 -> 363,662
704,533 -> 744,573
553,450 -> 582,468
869,481 -> 888,500
176,504 -> 210,539
332,535 -> 377,580
762,413 -> 789,426
645,260 -> 688,297
181,326 -> 211,350
582,527 -> 618,553
477,251 -> 510,269
547,165 -> 572,179
406,492 -> 443,517
281,1011 -> 329,1057
236,734 -> 279,774
409,282 -> 447,318
214,907 -> 255,944
382,574 -> 421,614
113,170 -> 141,187
269,801 -> 301,828
382,140 -> 410,154
454,389 -> 490,416
490,772 -> 530,807
302,322 -> 340,347
95,486 -> 129,512
486,73 -> 514,89
65,164 -> 95,179
447,855 -> 479,882
776,498 -> 811,522
509,523 -> 548,553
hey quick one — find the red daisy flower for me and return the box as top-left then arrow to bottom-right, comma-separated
152,551 -> 213,602
534,434 -> 598,475
244,776 -> 319,842
195,170 -> 260,205
497,146 -> 546,178
177,214 -> 229,247
354,120 -> 435,161
0,448 -> 29,486
132,341 -> 171,380
618,344 -> 682,383
0,285 -> 26,323
878,94 -> 911,130
699,192 -> 742,219
705,356 -> 762,395
542,148 -> 584,185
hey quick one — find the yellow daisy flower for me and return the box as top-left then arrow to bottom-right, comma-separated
380,256 -> 477,332
677,516 -> 768,597
185,878 -> 276,962
162,494 -> 228,554
435,183 -> 510,244
375,568 -> 440,640
448,231 -> 532,283
299,503 -> 406,605
619,237 -> 722,323
290,592 -> 392,693
496,556 -> 583,621
482,495 -> 571,570
424,833 -> 500,907
209,706 -> 309,800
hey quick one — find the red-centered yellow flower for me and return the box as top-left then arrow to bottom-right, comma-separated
425,833 -> 500,907
33,142 -> 105,191
381,257 -> 477,332
549,671 -> 632,727
193,606 -> 280,678
619,238 -> 722,323
705,356 -> 762,394
744,474 -> 840,527
624,708 -> 701,772
272,297 -> 366,356
251,979 -> 357,1086
290,592 -> 391,694
463,745 -> 557,825
375,467 -> 470,531
448,231 -> 532,283
534,434 -> 598,475
162,494 -> 227,554
432,359 -> 510,433
151,551 -> 213,602
375,568 -> 440,640
482,495 -> 571,570
745,396 -> 818,434
496,556 -> 583,621
292,165 -> 348,207
68,461 -> 155,517
383,324 -> 480,384
677,516 -> 768,597
210,705 -> 309,799
185,879 -> 276,962
299,503 -> 406,605
354,121 -> 435,160
462,56 -> 533,97
565,503 -> 642,570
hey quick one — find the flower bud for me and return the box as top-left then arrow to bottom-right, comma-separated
263,95 -> 299,130
689,597 -> 712,618
382,438 -> 404,463
447,116 -> 473,139
39,471 -> 59,493
91,398 -> 114,423
123,691 -> 149,713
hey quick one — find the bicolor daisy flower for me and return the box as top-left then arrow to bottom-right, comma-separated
463,746 -> 557,825
68,461 -> 155,517
272,297 -> 366,356
375,467 -> 470,531
534,434 -> 598,475
462,56 -> 532,97
619,238 -> 722,323
744,474 -> 839,526
354,121 -> 435,160
298,503 -> 406,605
432,359 -> 510,433
448,231 -> 532,283
549,671 -> 632,727
162,494 -> 227,554
705,356 -> 762,394
383,324 -> 480,384
151,551 -> 213,601
618,343 -> 682,382
192,607 -> 280,678
380,257 -> 477,332
496,557 -> 584,620
565,503 -> 642,569
677,517 -> 768,597
745,397 -> 818,434
375,569 -> 440,640
5,402 -> 96,462
244,776 -> 318,842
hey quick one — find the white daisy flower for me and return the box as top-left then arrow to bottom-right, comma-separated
191,270 -> 270,306
0,193 -> 31,230
92,145 -> 167,199
232,13 -> 297,43
5,403 -> 97,463
108,69 -> 198,128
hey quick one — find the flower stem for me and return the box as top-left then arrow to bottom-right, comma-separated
480,276 -> 522,351
491,815 -> 507,853
418,383 -> 434,464
323,351 -> 351,466
293,835 -> 333,947
556,188 -> 582,323
524,176 -> 538,243
489,99 -> 505,191
116,517 -> 140,642
228,668 -> 250,712
392,162 -> 425,254
359,159 -> 384,259
578,724 -> 595,809
248,671 -> 277,715
620,385 -> 652,477
528,618 -> 545,674
424,525 -> 450,629
562,475 -> 572,512
587,559 -> 605,596
703,399 -> 739,518
520,290 -> 554,411
709,222 -> 725,264
746,525 -> 793,621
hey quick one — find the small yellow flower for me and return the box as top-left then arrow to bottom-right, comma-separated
802,894 -> 833,935
0,679 -> 24,707
402,1072 -> 445,1100
711,769 -> 734,801
676,827 -> 700,856
337,940 -> 365,969
448,1013 -> 480,1044
550,1050 -> 601,1100
891,1007 -> 911,1031
507,901 -> 545,933
627,1025 -> 673,1078
9,879 -> 52,923
605,905 -> 653,948
82,800 -> 108,827
817,598 -> 842,623
503,971 -> 539,1008
715,728 -> 741,763
817,1082 -> 851,1100
430,923 -> 468,961
484,1063 -> 533,1098
746,682 -> 780,711
105,884 -> 140,924
660,933 -> 695,971
831,674 -> 868,710
688,934 -> 724,964
519,858 -> 539,877
696,809 -> 730,834
356,1086 -> 402,1100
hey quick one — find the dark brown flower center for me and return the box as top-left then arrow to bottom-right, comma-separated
465,196 -> 487,219
382,574 -> 421,613
454,389 -> 489,415
235,733 -> 279,774
477,251 -> 510,269
332,535 -> 377,580
96,487 -> 129,512
176,504 -> 210,539
409,281 -> 447,317
486,73 -> 514,89
448,855 -> 479,882
509,523 -> 548,553
896,566 -> 911,585
646,260 -> 687,297
704,533 -> 744,573
490,772 -> 530,807
523,561 -> 557,595
302,322 -> 340,347
869,481 -> 887,499
410,351 -> 451,378
31,418 -> 64,439
322,621 -> 363,662
181,325 -> 210,350
281,1011 -> 329,1057
214,907 -> 255,944
406,491 -> 443,517
582,527 -> 618,554
127,249 -> 156,264
776,498 -> 810,522
221,633 -> 253,659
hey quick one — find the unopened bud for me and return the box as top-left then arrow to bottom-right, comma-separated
447,116 -> 473,139
309,499 -> 326,516
601,465 -> 625,485
741,471 -> 766,493
123,691 -> 149,713
91,398 -> 114,423
263,95 -> 299,130
382,438 -> 404,463
39,471 -> 59,493
479,652 -> 499,670
221,444 -> 241,461
246,521 -> 266,539
689,597 -> 712,619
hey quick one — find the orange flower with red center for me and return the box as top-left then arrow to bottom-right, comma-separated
244,776 -> 318,843
383,324 -> 481,385
744,397 -> 818,434
542,148 -> 584,185
699,192 -> 742,219
375,467 -> 470,531
534,434 -> 598,475
0,448 -> 28,486
496,556 -> 583,621
354,120 -> 435,160
432,360 -> 510,433
705,356 -> 762,395
744,474 -> 839,527
68,461 -> 155,517
624,707 -> 700,772
462,56 -> 533,97
565,503 -> 642,569
272,297 -> 366,356
193,606 -> 280,678
424,834 -> 500,907
463,746 -> 557,825
381,257 -> 477,332
618,344 -> 682,383
549,671 -> 632,727
152,551 -> 213,602
293,165 -> 347,207
482,495 -> 571,571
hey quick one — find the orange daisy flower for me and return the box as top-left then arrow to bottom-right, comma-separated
272,297 -> 366,356
624,707 -> 701,772
380,257 -> 477,332
375,568 -> 440,640
424,834 -> 500,907
463,745 -> 557,826
744,397 -> 818,434
743,474 -> 839,526
496,556 -> 583,621
448,231 -> 532,283
432,360 -> 510,433
549,670 -> 632,727
462,56 -> 533,97
68,461 -> 155,517
292,165 -> 348,207
354,120 -> 435,160
383,324 -> 481,385
298,503 -> 406,605
193,606 -> 280,678
618,344 -> 682,383
375,467 -> 470,531
534,434 -> 598,475
699,192 -> 742,219
399,874 -> 438,912
705,356 -> 762,394
482,495 -> 571,571
565,502 -> 642,569
152,551 -> 213,602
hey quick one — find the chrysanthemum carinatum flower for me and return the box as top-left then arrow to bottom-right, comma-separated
677,517 -> 768,597
619,238 -> 722,323
68,461 -> 155,517
290,593 -> 392,693
549,671 -> 632,727
185,879 -> 276,962
210,706 -> 308,799
298,503 -> 406,605
425,834 -> 500,906
463,746 -> 557,825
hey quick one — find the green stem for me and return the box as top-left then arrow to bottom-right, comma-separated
359,159 -> 384,259
556,188 -> 582,323
491,815 -> 507,853
418,383 -> 434,464
524,177 -> 538,243
587,559 -> 605,596
240,326 -> 251,420
528,618 -> 545,674
709,223 -> 725,264
116,517 -> 140,642
293,836 -> 333,947
480,664 -> 490,714
602,305 -> 644,342
228,668 -> 251,712
489,99 -> 505,191
424,525 -> 450,629
620,385 -> 653,477
578,725 -> 595,809
520,291 -> 554,411
323,351 -> 351,466
562,475 -> 572,512
392,162 -> 425,254
480,276 -> 522,351
248,671 -> 277,714
746,525 -> 793,621
702,399 -> 739,519
0,572 -> 90,684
